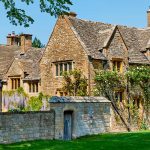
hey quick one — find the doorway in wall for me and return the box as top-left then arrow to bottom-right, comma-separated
64,111 -> 73,140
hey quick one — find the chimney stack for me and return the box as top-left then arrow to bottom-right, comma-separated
7,31 -> 20,46
147,7 -> 150,27
20,34 -> 32,53
68,12 -> 77,17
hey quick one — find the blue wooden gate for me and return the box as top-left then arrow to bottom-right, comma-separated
64,111 -> 72,140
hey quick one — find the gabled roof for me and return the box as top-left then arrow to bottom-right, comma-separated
68,16 -> 150,64
16,48 -> 45,80
0,44 -> 45,80
0,45 -> 20,79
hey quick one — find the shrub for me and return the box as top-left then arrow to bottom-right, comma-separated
25,96 -> 43,111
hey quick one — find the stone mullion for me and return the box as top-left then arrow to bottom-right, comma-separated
72,62 -> 74,71
14,79 -> 16,89
63,63 -> 64,74
67,63 -> 69,72
16,79 -> 18,89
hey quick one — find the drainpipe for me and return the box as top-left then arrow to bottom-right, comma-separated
88,56 -> 92,96
0,80 -> 3,112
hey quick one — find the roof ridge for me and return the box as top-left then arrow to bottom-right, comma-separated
69,16 -> 145,31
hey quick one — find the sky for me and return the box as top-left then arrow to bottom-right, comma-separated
0,0 -> 150,45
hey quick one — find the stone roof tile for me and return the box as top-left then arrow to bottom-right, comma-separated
0,45 -> 45,80
0,45 -> 20,79
68,17 -> 150,64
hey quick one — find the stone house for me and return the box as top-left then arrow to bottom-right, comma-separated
0,10 -> 150,101
40,11 -> 150,100
0,33 -> 44,97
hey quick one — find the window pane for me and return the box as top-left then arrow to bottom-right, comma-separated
36,83 -> 38,93
18,79 -> 20,88
115,92 -> 118,101
56,64 -> 59,76
113,61 -> 116,71
33,84 -> 35,93
14,79 -> 17,89
64,63 -> 67,72
115,92 -> 123,102
29,83 -> 31,93
68,62 -> 72,71
117,62 -> 121,72
119,92 -> 123,102
60,63 -> 63,76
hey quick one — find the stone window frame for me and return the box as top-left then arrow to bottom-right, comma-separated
54,61 -> 74,77
28,81 -> 39,93
114,89 -> 125,102
9,76 -> 21,90
112,58 -> 123,73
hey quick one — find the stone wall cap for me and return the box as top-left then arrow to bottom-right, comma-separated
49,96 -> 111,103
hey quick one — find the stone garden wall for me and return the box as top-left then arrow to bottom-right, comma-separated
50,102 -> 111,139
0,111 -> 55,144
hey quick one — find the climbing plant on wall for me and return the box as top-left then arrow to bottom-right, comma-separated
94,70 -> 131,131
94,65 -> 150,130
126,65 -> 150,124
62,69 -> 88,96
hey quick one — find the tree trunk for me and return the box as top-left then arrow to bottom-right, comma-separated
111,101 -> 131,132
105,91 -> 131,132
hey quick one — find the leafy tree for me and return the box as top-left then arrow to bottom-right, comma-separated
0,0 -> 72,27
94,70 -> 125,101
32,37 -> 45,48
62,69 -> 88,96
94,70 -> 130,131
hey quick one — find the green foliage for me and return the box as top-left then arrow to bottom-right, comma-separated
0,0 -> 72,27
3,90 -> 15,96
94,66 -> 150,127
94,70 -> 125,101
62,69 -> 88,96
140,120 -> 149,130
126,65 -> 150,120
32,37 -> 45,48
25,96 -> 43,111
126,65 -> 150,101
25,92 -> 50,111
3,87 -> 29,98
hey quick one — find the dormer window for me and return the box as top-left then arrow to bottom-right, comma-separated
11,78 -> 20,90
143,49 -> 150,61
112,60 -> 123,73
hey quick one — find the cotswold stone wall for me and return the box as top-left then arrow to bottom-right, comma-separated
40,16 -> 90,96
0,111 -> 55,144
50,102 -> 111,139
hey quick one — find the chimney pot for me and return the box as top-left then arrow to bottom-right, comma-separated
12,31 -> 15,35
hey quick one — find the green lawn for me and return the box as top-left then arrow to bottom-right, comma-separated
0,131 -> 150,150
